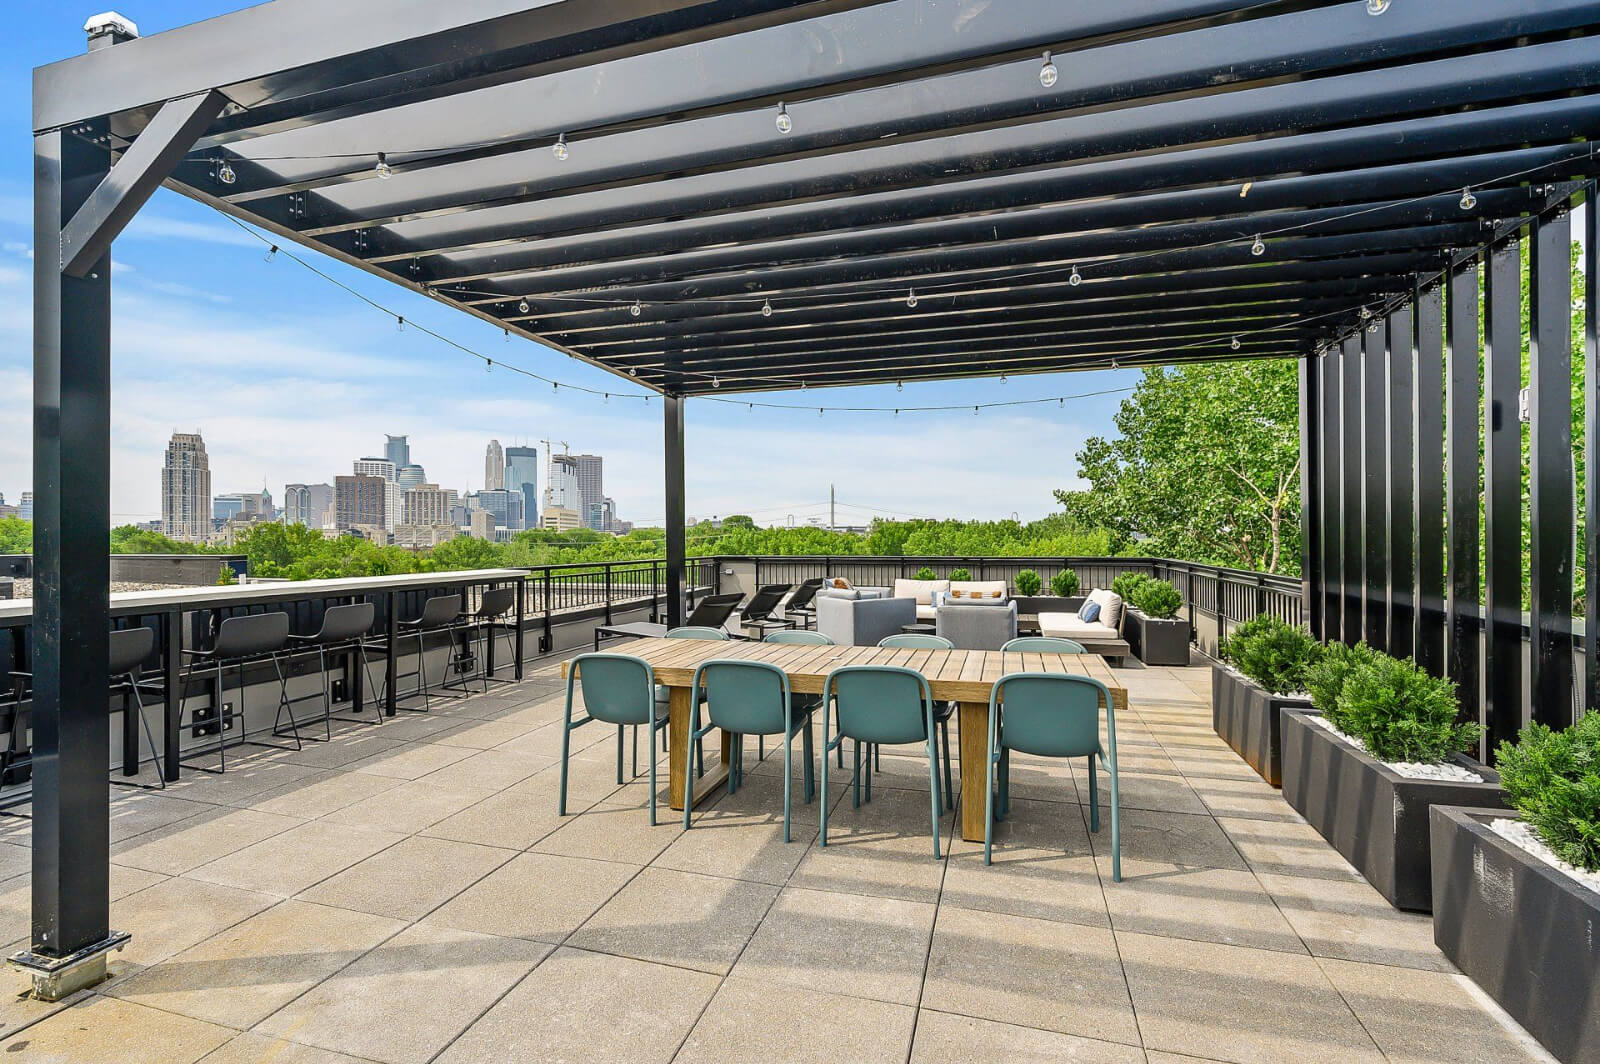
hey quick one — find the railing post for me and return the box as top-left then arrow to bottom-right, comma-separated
384,590 -> 398,716
603,564 -> 613,625
541,569 -> 553,654
514,577 -> 525,679
162,608 -> 181,782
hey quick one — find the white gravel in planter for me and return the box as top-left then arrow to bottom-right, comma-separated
1306,713 -> 1484,782
1490,818 -> 1600,898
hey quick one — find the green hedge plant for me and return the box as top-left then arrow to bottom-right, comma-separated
1303,641 -> 1381,716
1131,579 -> 1181,619
1111,571 -> 1149,601
1496,713 -> 1600,872
1014,569 -> 1042,596
1217,614 -> 1319,695
948,567 -> 971,581
1050,568 -> 1080,597
1329,654 -> 1479,764
913,566 -> 937,581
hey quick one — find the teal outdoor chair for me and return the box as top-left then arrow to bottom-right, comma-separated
639,626 -> 730,774
1002,636 -> 1087,654
559,653 -> 668,825
762,629 -> 834,761
666,626 -> 731,640
984,672 -> 1120,881
683,659 -> 815,841
822,664 -> 943,858
876,633 -> 955,809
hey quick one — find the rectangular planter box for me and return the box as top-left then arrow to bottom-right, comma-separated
1281,709 -> 1505,912
1127,610 -> 1191,666
1430,807 -> 1599,1063
1210,664 -> 1309,787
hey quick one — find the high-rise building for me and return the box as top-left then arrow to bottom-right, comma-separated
335,474 -> 386,531
397,464 -> 426,492
504,446 -> 539,529
384,434 -> 410,471
469,509 -> 495,539
354,457 -> 399,531
471,488 -> 523,532
540,506 -> 581,531
547,453 -> 580,510
161,432 -> 211,541
484,439 -> 505,491
284,483 -> 333,528
402,483 -> 454,526
212,492 -> 262,523
602,497 -> 616,532
18,492 -> 32,521
573,454 -> 604,530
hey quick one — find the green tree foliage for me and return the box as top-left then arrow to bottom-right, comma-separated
1496,712 -> 1600,872
110,524 -> 205,554
1217,614 -> 1319,694
0,518 -> 31,554
1328,654 -> 1478,765
1062,359 -> 1302,574
428,535 -> 502,571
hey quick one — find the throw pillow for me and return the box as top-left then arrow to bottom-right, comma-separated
1078,601 -> 1102,623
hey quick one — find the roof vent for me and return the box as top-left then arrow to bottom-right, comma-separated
84,11 -> 139,51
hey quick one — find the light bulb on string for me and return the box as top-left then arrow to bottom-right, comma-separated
818,408 -> 823,418
604,393 -> 610,404
896,380 -> 903,391
263,245 -> 277,262
1359,305 -> 1372,320
395,316 -> 405,332
552,134 -> 569,162
485,359 -> 492,373
1368,320 -> 1380,333
216,160 -> 236,185
1459,187 -> 1477,210
1366,0 -> 1389,14
517,298 -> 530,314
906,288 -> 918,308
503,329 -> 510,342
1038,51 -> 1058,88
761,298 -> 772,318
974,406 -> 980,416
1230,336 -> 1241,350
1069,265 -> 1082,286
552,382 -> 558,392
630,300 -> 642,318
712,376 -> 721,389
1250,234 -> 1266,256
375,152 -> 393,179
775,103 -> 792,135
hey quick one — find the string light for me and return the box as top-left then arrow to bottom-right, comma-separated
1069,266 -> 1082,286
503,329 -> 510,342
1359,305 -> 1373,320
552,134 -> 570,162
1230,336 -> 1241,350
1038,51 -> 1058,89
712,375 -> 721,389
896,380 -> 903,391
263,245 -> 277,262
517,298 -> 530,314
905,288 -> 918,308
775,103 -> 793,135
375,152 -> 393,179
761,298 -> 773,317
217,160 -> 236,185
1000,374 -> 1007,384
1368,320 -> 1380,333
485,358 -> 492,372
395,315 -> 405,331
1366,0 -> 1389,14
630,299 -> 643,317
1459,187 -> 1477,210
1250,234 -> 1266,256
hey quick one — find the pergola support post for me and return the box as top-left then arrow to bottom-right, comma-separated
664,395 -> 686,629
11,123 -> 128,1000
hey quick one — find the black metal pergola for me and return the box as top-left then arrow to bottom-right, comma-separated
25,0 -> 1600,988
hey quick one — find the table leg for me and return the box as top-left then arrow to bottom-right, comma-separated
958,701 -> 991,843
667,685 -> 732,811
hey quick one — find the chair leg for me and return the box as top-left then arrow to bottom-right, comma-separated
852,740 -> 861,809
1087,755 -> 1100,834
781,721 -> 793,843
983,741 -> 997,865
269,655 -> 303,751
647,720 -> 658,827
615,724 -> 625,785
1108,759 -> 1121,883
558,693 -> 574,816
631,725 -> 639,778
757,734 -> 764,761
926,730 -> 942,859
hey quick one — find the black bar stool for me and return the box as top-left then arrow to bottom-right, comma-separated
369,594 -> 465,713
285,601 -> 379,734
179,611 -> 301,773
454,588 -> 516,693
109,626 -> 166,790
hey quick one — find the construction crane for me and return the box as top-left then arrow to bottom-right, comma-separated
538,439 -> 569,508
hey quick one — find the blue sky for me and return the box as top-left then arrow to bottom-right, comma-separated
0,4 -> 1133,528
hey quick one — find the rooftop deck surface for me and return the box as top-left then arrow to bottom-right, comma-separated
0,653 -> 1551,1063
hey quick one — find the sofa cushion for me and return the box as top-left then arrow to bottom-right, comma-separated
1087,589 -> 1124,629
892,578 -> 950,605
816,587 -> 861,601
1038,612 -> 1121,642
828,576 -> 854,590
916,603 -> 936,621
947,580 -> 1008,603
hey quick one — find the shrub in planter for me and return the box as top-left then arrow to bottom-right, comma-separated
1303,640 -> 1380,715
1013,569 -> 1042,596
1495,712 -> 1600,873
1050,568 -> 1079,597
1329,655 -> 1480,764
1111,571 -> 1149,601
948,567 -> 971,581
1217,615 -> 1319,695
1130,579 -> 1181,619
913,566 -> 937,581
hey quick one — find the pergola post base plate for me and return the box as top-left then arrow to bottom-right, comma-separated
8,931 -> 130,1001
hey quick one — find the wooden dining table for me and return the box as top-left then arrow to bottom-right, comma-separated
563,637 -> 1128,843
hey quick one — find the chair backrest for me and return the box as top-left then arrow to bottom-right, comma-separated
693,659 -> 789,735
476,587 -> 517,620
666,626 -> 731,640
766,629 -> 833,645
213,611 -> 291,659
684,592 -> 744,628
740,584 -> 792,622
990,672 -> 1113,759
1002,636 -> 1087,654
827,665 -> 933,745
568,653 -> 656,726
878,633 -> 954,649
413,594 -> 464,629
108,626 -> 155,677
785,579 -> 824,611
312,602 -> 376,643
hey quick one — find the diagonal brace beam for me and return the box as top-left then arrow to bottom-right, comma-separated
60,90 -> 224,277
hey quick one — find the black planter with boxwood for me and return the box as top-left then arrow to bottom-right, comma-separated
1209,615 -> 1318,786
1126,579 -> 1189,666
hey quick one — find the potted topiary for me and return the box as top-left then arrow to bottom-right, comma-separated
1050,568 -> 1079,598
1282,649 -> 1503,912
1211,615 -> 1318,786
1124,579 -> 1189,665
1013,569 -> 1042,597
1429,715 -> 1600,1063
948,567 -> 971,581
913,565 -> 937,581
1110,571 -> 1149,602
1013,567 -> 1082,632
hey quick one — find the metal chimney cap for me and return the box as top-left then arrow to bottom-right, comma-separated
84,11 -> 140,38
